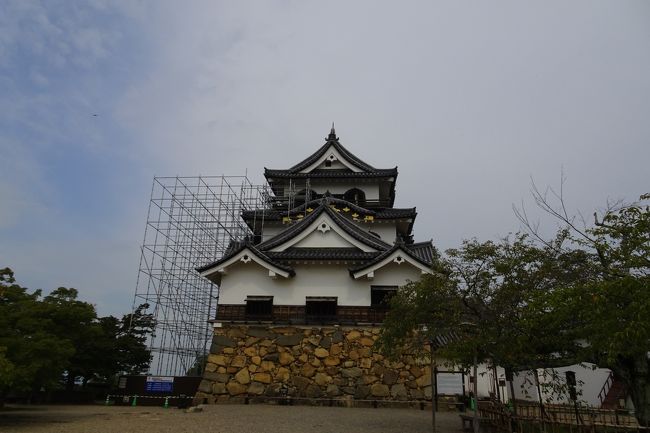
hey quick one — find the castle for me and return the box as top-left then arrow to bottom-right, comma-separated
194,127 -> 437,403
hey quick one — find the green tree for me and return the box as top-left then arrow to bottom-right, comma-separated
0,268 -> 155,401
542,194 -> 650,423
0,268 -> 74,400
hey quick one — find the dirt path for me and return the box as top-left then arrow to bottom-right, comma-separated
0,404 -> 465,433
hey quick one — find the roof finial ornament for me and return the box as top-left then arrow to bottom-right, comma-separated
327,122 -> 338,141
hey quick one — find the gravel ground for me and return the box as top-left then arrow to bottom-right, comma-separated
0,404 -> 466,433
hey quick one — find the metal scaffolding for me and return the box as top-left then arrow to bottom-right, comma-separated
132,175 -> 271,376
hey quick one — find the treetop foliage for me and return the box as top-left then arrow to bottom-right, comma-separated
0,268 -> 155,398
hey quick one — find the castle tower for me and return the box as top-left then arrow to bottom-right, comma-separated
195,127 -> 436,403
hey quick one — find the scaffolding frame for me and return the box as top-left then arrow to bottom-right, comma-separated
132,175 -> 271,376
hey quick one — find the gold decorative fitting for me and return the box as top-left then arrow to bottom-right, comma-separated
296,214 -> 304,219
282,216 -> 291,223
364,215 -> 374,222
342,207 -> 350,212
351,213 -> 359,218
306,207 -> 314,213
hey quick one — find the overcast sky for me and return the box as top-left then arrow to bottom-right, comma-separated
1,1 -> 649,316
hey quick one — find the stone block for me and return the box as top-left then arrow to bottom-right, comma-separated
276,367 -> 290,382
198,380 -> 212,393
204,371 -> 230,383
212,382 -> 227,394
314,347 -> 329,358
208,354 -> 228,366
354,385 -> 370,399
391,383 -> 407,399
320,336 -> 331,349
231,355 -> 246,368
362,375 -> 378,385
227,328 -> 246,339
253,372 -> 272,384
213,335 -> 236,348
359,337 -> 375,347
276,334 -> 303,346
248,382 -> 265,395
326,384 -> 341,396
292,376 -> 311,392
324,356 -> 340,366
279,352 -> 295,365
370,383 -> 390,397
382,370 -> 399,385
243,346 -> 257,357
263,353 -> 279,362
308,335 -> 322,346
248,328 -> 272,338
226,381 -> 247,395
305,384 -> 322,398
301,363 -> 316,377
342,367 -> 363,378
346,330 -> 361,341
235,368 -> 250,384
260,361 -> 275,371
245,336 -> 260,346
314,372 -> 331,386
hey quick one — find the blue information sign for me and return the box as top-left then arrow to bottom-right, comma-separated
145,376 -> 174,393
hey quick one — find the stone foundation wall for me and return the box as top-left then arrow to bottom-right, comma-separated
194,325 -> 433,404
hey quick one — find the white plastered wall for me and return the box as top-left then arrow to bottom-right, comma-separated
512,364 -> 611,407
218,261 -> 423,306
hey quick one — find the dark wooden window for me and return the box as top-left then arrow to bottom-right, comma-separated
305,296 -> 337,321
371,286 -> 397,308
245,296 -> 273,318
343,188 -> 366,206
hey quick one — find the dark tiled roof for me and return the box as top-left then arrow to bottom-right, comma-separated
241,197 -> 416,221
407,241 -> 436,264
266,248 -> 380,261
195,241 -> 295,275
264,131 -> 397,178
288,135 -> 377,172
348,242 -> 433,274
264,169 -> 398,179
256,201 -> 392,252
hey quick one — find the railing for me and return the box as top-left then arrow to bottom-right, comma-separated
477,401 -> 644,433
216,304 -> 388,324
598,371 -> 615,406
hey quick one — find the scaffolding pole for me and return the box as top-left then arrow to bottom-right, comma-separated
132,175 -> 271,376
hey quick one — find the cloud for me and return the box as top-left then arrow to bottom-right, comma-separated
2,0 -> 650,317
